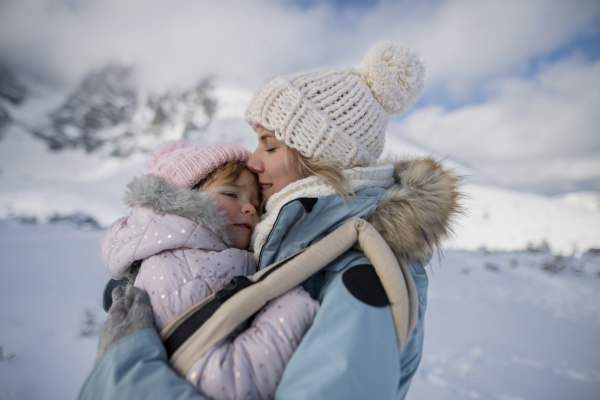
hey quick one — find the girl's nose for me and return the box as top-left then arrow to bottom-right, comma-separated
241,202 -> 257,216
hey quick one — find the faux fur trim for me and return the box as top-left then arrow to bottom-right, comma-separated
123,174 -> 232,245
370,156 -> 462,261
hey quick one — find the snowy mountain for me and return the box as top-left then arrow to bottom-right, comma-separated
30,64 -> 138,153
0,64 -> 27,107
450,184 -> 600,256
0,63 -> 27,138
2,63 -> 216,157
0,63 -> 599,255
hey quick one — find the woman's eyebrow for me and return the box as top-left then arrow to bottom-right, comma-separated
259,133 -> 274,142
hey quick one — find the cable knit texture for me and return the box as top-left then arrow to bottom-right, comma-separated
245,41 -> 425,168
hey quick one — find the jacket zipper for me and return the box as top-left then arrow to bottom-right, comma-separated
258,204 -> 306,268
271,213 -> 306,263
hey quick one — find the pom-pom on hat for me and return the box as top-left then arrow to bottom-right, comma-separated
245,41 -> 425,168
146,141 -> 251,188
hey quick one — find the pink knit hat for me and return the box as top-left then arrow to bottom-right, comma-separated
146,141 -> 252,187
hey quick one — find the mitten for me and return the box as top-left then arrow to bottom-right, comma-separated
95,284 -> 154,364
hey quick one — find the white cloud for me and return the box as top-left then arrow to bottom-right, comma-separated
0,0 -> 336,90
2,0 -> 598,94
396,56 -> 600,193
330,0 -> 600,102
410,0 -> 599,95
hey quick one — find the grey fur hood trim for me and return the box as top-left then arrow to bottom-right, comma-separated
123,174 -> 232,245
369,157 -> 462,261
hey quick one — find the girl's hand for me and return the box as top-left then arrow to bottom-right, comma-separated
95,284 -> 154,364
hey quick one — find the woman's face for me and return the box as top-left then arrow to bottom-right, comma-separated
247,126 -> 302,203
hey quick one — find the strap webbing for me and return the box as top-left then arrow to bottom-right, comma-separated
163,251 -> 304,358
163,277 -> 252,358
159,218 -> 418,376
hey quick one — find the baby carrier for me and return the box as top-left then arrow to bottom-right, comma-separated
103,218 -> 418,377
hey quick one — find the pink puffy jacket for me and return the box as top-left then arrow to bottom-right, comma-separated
99,174 -> 319,400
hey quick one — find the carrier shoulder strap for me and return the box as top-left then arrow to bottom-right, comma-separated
159,218 -> 419,377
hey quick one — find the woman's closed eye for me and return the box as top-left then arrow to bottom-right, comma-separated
263,139 -> 279,153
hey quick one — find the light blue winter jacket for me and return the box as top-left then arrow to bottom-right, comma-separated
79,158 -> 460,400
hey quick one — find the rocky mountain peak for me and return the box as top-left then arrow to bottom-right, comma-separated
0,63 -> 28,138
21,64 -> 216,157
0,64 -> 27,106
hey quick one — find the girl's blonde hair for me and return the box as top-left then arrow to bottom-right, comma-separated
285,146 -> 354,201
193,160 -> 248,190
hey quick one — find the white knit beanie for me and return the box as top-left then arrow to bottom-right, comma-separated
245,41 -> 426,168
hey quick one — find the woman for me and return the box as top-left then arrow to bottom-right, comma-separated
80,41 -> 461,400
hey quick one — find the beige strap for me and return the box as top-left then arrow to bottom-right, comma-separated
160,218 -> 418,376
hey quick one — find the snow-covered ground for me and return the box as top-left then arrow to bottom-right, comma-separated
0,220 -> 106,400
412,250 -> 600,400
0,220 -> 599,399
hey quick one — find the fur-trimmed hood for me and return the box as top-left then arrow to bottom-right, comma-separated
123,174 -> 232,245
370,157 -> 462,261
252,156 -> 461,263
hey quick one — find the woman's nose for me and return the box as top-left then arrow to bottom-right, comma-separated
247,150 -> 262,173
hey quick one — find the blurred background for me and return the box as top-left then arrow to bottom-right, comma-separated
0,1 -> 599,399
1,0 -> 599,193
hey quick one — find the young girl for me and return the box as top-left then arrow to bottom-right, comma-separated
99,141 -> 319,400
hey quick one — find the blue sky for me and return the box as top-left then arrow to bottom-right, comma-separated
0,0 -> 599,195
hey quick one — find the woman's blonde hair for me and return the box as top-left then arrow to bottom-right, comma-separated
285,146 -> 354,201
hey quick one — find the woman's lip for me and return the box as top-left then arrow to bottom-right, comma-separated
259,183 -> 272,193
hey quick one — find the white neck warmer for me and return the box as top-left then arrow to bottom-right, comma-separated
252,164 -> 395,260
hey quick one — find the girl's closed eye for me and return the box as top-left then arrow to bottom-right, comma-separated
223,192 -> 237,199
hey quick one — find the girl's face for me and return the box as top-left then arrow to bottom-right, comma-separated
247,126 -> 302,203
203,169 -> 261,250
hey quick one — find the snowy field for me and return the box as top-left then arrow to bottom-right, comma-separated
412,250 -> 600,400
0,219 -> 599,400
